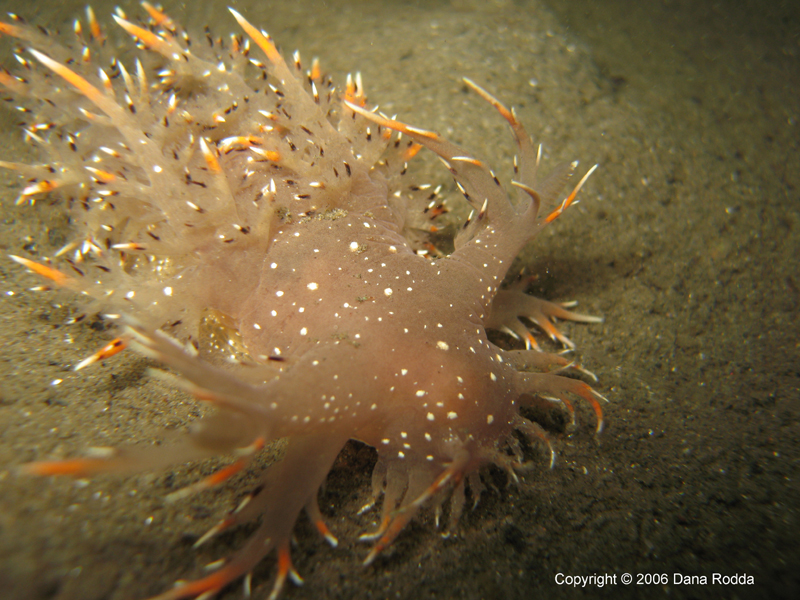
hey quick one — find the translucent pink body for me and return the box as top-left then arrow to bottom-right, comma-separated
1,7 -> 604,599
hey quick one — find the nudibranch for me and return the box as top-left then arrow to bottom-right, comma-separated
1,4 -> 605,599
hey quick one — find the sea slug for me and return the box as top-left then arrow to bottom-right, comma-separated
1,4 -> 605,599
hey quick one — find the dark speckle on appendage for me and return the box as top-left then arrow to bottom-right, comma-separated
2,5 -> 605,599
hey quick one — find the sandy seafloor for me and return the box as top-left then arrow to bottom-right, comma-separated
0,0 -> 798,598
